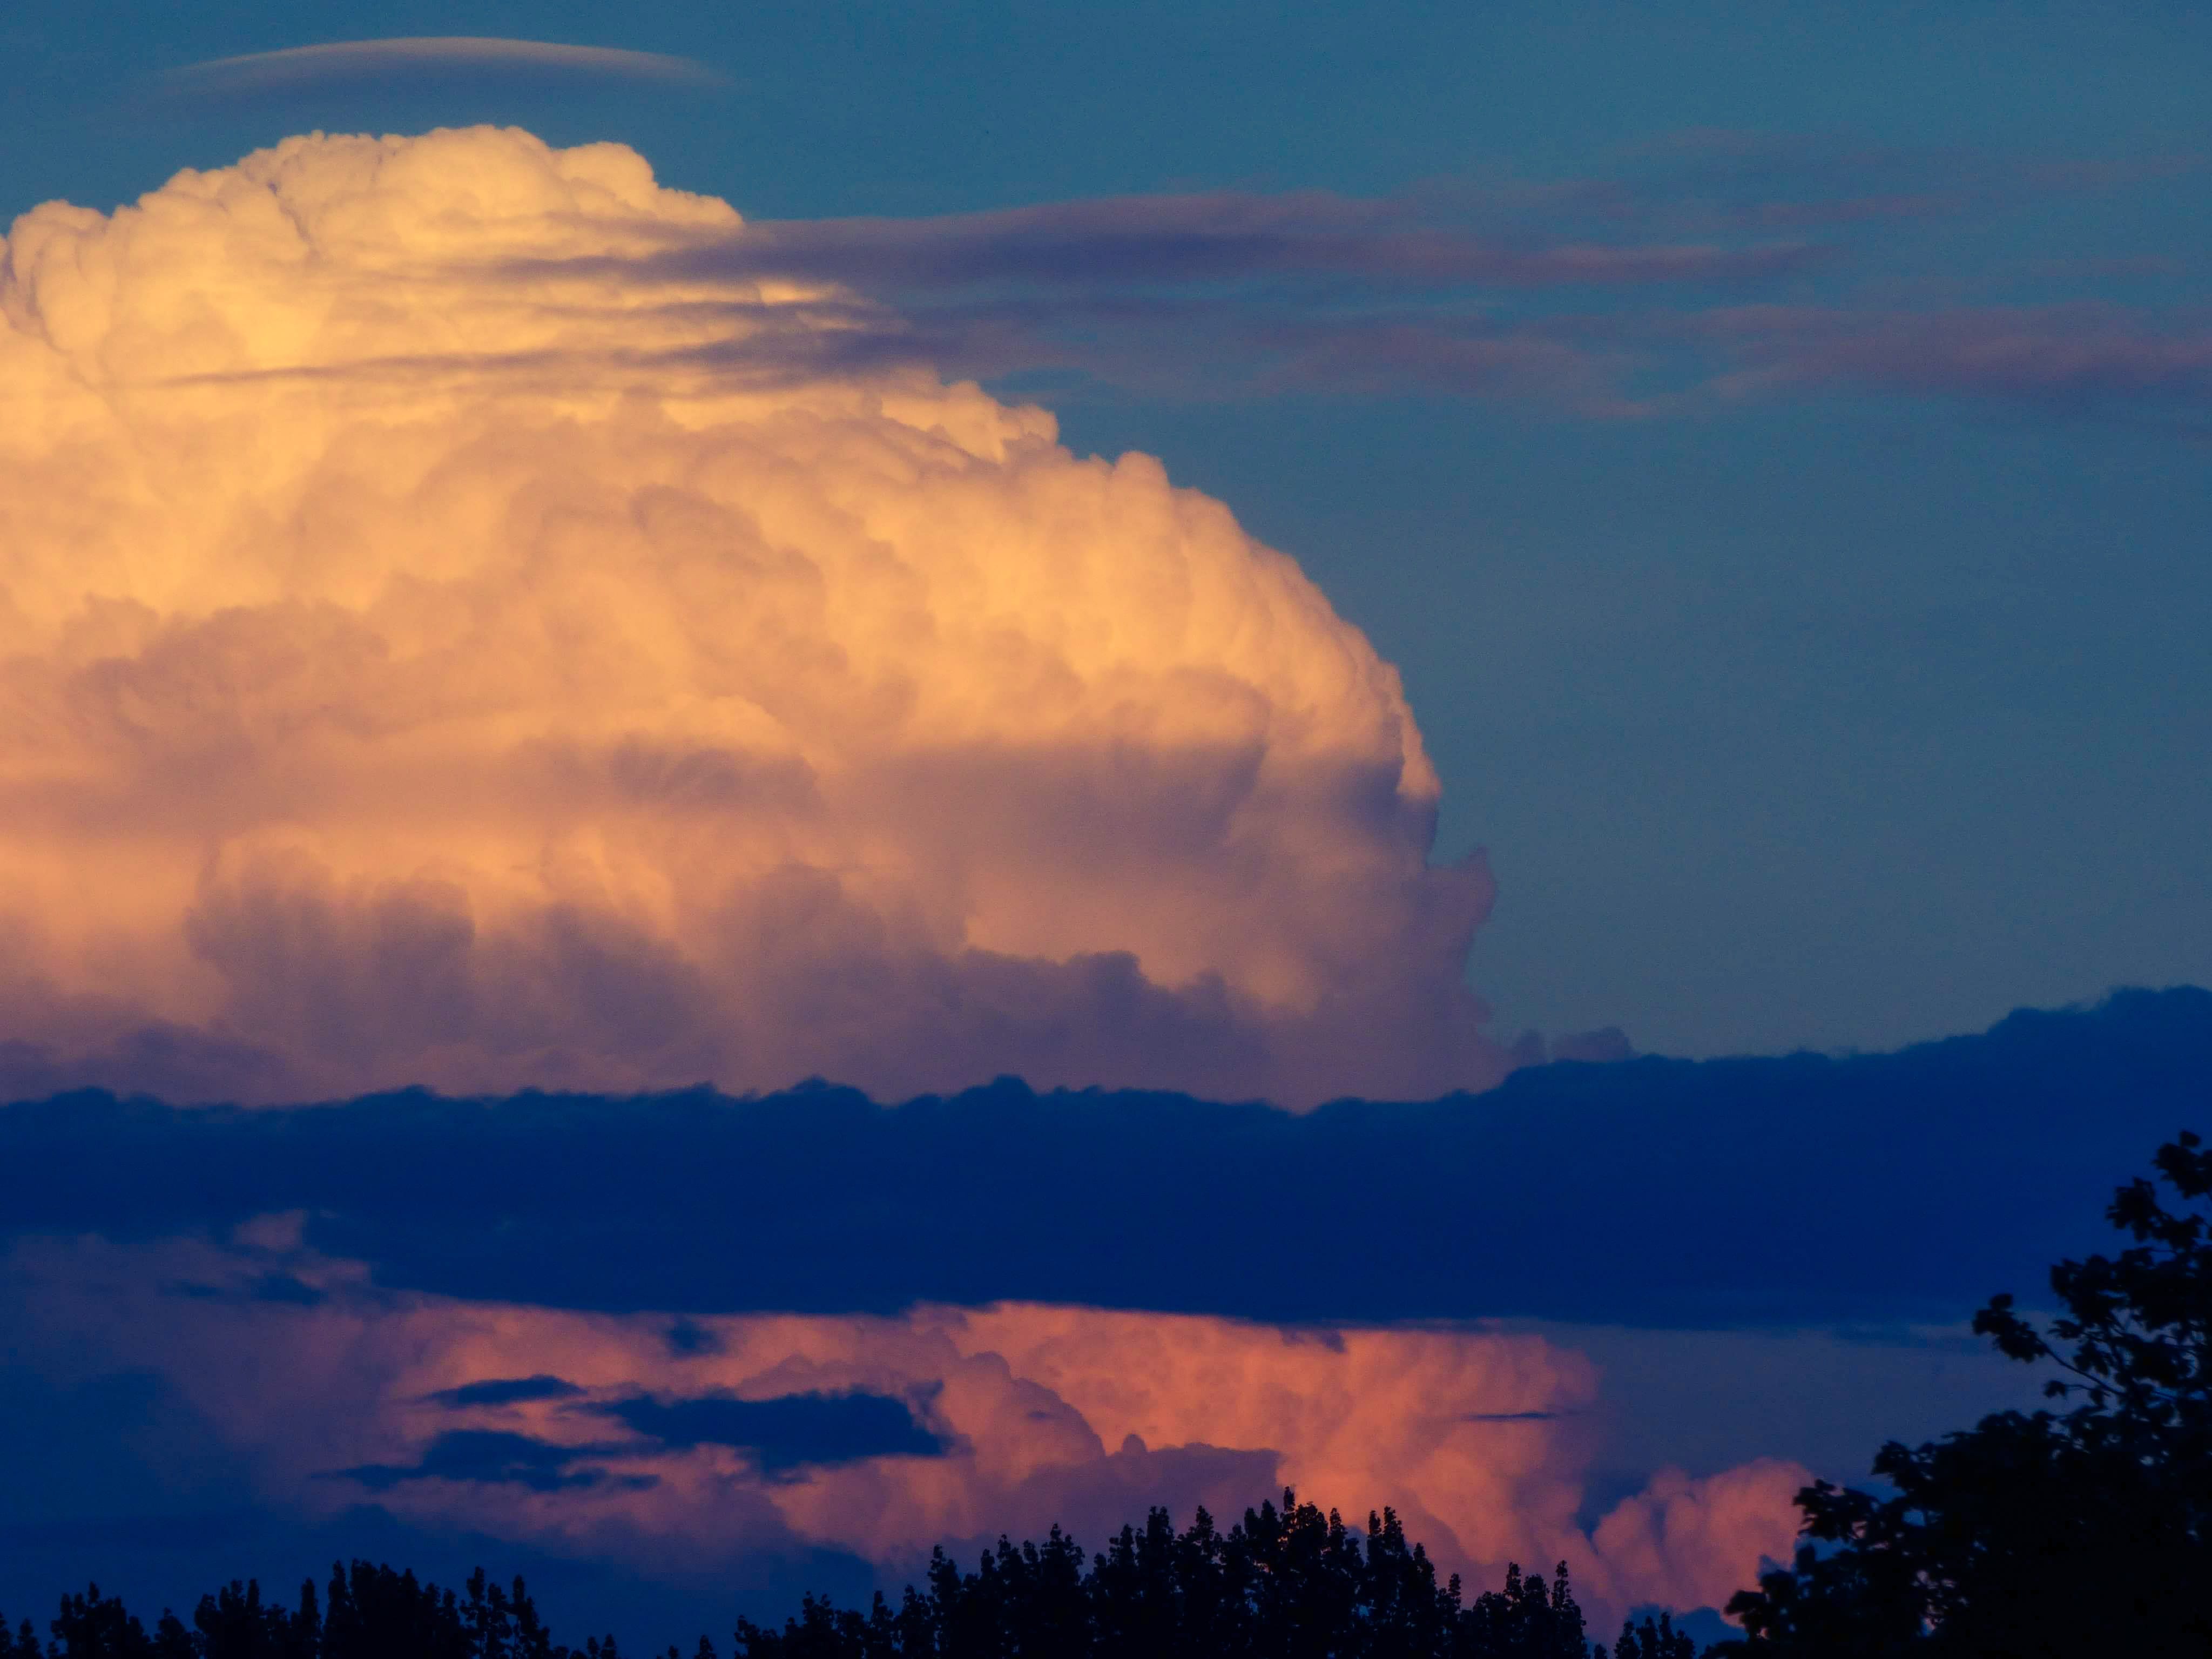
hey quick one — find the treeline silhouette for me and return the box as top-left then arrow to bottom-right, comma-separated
0,1563 -> 621,1659
0,1512 -> 1696,1659
725,1502 -> 1694,1659
4,1130 -> 2203,1656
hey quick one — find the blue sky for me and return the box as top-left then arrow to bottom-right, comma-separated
6,0 -> 2209,1057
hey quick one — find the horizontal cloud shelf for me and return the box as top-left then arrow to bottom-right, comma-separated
6,986 -> 2203,1329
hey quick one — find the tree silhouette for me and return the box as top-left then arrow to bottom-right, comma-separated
0,1564 -> 637,1659
1716,1129 -> 2211,1655
0,1514 -> 1593,1659
729,1492 -> 1589,1658
1596,1613 -> 1696,1659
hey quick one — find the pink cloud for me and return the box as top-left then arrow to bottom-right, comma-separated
1590,1460 -> 1808,1617
3,1230 -> 1809,1626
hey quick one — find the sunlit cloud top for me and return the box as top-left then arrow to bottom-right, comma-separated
0,125 -> 1500,1108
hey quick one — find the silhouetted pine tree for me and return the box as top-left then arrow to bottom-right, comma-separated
49,1586 -> 158,1659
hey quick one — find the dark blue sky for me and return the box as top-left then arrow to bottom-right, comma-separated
5,0 -> 2207,1059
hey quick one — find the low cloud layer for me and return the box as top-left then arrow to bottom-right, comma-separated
9,988 -> 2200,1327
0,1229 -> 1804,1631
0,125 -> 1501,1107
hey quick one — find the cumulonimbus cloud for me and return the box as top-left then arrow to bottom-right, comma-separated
160,39 -> 725,97
0,125 -> 1502,1107
2,1229 -> 1808,1628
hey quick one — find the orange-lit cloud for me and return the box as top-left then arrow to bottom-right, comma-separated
3,1230 -> 1805,1626
0,126 -> 1502,1107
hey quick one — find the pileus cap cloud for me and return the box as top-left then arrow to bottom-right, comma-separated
0,126 -> 1501,1105
161,38 -> 726,97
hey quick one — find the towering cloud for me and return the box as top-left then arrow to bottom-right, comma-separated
0,126 -> 1501,1107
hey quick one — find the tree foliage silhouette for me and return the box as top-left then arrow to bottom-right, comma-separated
1596,1614 -> 1695,1659
730,1493 -> 1589,1659
0,1501 -> 1596,1659
1716,1129 -> 2211,1655
0,1566 -> 629,1659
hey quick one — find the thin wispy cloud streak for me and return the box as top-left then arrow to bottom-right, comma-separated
1607,129 -> 2208,233
160,37 -> 725,97
104,289 -> 2212,428
1702,303 -> 2212,420
119,290 -> 1606,409
637,192 -> 1819,293
475,145 -> 2208,422
489,187 -> 1806,411
645,289 -> 2212,424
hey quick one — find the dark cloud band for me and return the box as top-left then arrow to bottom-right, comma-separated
8,987 -> 2203,1330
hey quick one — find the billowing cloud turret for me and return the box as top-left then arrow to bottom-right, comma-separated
0,126 -> 1499,1105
